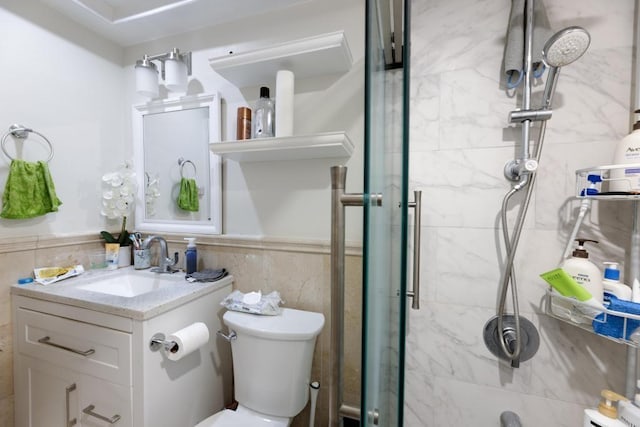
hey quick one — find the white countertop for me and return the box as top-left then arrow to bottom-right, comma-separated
11,267 -> 233,320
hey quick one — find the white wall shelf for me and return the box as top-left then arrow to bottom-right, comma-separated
209,131 -> 354,162
208,31 -> 353,88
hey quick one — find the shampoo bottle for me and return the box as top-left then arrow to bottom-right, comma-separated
583,390 -> 627,427
602,262 -> 632,300
184,237 -> 197,274
560,239 -> 603,305
253,86 -> 275,138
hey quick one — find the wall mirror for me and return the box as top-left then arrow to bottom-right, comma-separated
133,93 -> 222,234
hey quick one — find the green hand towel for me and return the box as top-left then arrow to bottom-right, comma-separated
177,177 -> 199,212
1,160 -> 62,219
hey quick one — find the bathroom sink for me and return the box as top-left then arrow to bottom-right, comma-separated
76,271 -> 182,297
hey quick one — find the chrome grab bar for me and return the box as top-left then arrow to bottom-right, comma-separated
407,190 -> 422,310
66,383 -> 77,427
82,405 -> 121,424
38,336 -> 95,357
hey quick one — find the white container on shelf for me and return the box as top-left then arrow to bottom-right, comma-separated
603,262 -> 632,300
560,239 -> 603,305
609,126 -> 640,193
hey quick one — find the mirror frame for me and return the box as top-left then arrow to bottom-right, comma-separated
132,93 -> 222,235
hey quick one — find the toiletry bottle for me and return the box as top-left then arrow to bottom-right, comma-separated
184,237 -> 197,274
603,262 -> 632,300
584,390 -> 627,427
236,107 -> 251,140
540,268 -> 604,310
618,380 -> 640,426
560,239 -> 604,305
610,118 -> 640,193
253,86 -> 275,138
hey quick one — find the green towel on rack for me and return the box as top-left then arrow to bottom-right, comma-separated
1,159 -> 62,219
177,177 -> 199,212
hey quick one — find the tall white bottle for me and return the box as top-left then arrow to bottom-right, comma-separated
602,262 -> 632,300
560,239 -> 603,305
610,124 -> 640,193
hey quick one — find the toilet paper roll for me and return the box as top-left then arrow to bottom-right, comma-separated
275,70 -> 295,137
166,322 -> 210,361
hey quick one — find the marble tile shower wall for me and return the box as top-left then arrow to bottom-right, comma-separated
405,0 -> 635,425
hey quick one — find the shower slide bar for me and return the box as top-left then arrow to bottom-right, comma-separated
329,165 -> 422,426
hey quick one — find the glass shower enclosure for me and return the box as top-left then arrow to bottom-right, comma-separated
362,0 -> 411,425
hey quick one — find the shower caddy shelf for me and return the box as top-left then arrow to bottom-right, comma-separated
208,31 -> 355,163
545,163 -> 640,348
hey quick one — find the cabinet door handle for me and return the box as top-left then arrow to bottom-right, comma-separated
407,190 -> 422,310
37,336 -> 95,356
82,405 -> 121,424
66,383 -> 77,427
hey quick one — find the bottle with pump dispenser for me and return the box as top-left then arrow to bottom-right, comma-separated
253,86 -> 275,138
618,380 -> 640,426
602,262 -> 632,301
583,390 -> 627,427
184,237 -> 197,274
560,238 -> 604,305
610,116 -> 640,193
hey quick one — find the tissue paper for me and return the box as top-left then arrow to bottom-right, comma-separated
275,70 -> 294,137
166,322 -> 210,361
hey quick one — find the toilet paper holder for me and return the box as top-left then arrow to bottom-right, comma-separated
149,332 -> 179,353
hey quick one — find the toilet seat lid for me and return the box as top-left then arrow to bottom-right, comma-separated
195,407 -> 288,427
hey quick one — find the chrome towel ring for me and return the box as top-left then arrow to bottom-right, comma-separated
178,157 -> 197,179
1,124 -> 54,163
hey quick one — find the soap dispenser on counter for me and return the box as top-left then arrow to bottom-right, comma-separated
184,237 -> 197,274
561,239 -> 603,305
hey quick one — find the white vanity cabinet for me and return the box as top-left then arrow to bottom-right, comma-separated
12,275 -> 233,427
15,303 -> 133,426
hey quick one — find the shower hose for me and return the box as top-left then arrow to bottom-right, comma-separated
497,120 -> 548,364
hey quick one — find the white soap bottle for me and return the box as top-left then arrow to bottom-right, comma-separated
560,239 -> 603,305
584,390 -> 627,427
602,262 -> 632,300
610,121 -> 640,193
618,380 -> 640,425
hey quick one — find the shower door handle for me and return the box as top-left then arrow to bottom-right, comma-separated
407,190 -> 422,310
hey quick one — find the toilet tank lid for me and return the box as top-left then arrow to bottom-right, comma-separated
224,308 -> 325,340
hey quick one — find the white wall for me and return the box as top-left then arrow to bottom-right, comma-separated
0,2 -> 127,238
123,0 -> 365,242
405,0 -> 636,425
0,0 -> 364,243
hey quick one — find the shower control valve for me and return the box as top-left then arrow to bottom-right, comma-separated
504,158 -> 538,182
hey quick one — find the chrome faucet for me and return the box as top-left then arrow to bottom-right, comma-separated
141,235 -> 179,273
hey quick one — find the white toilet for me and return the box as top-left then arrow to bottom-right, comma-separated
196,307 -> 325,427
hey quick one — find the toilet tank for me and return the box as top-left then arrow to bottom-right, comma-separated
223,308 -> 325,418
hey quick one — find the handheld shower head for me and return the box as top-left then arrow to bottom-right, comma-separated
543,26 -> 591,68
541,26 -> 591,108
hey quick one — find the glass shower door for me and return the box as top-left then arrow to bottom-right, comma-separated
361,0 -> 410,425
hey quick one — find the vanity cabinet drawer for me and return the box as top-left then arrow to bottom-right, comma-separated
16,308 -> 132,386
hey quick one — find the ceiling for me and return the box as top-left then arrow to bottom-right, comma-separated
39,0 -> 310,47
